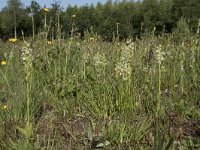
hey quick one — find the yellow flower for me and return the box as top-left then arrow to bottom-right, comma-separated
90,38 -> 95,42
135,102 -> 139,107
47,41 -> 52,45
8,38 -> 17,43
72,15 -> 76,18
2,105 -> 7,110
1,60 -> 7,65
43,8 -> 49,12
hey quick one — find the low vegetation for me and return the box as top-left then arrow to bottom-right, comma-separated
0,0 -> 200,149
0,31 -> 200,149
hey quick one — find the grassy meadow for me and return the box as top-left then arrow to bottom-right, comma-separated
0,32 -> 200,149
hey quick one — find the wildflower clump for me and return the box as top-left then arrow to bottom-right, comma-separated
83,50 -> 90,63
155,45 -> 164,64
122,39 -> 135,59
115,40 -> 134,81
94,52 -> 107,67
8,38 -> 17,43
21,42 -> 33,76
93,52 -> 107,76
115,61 -> 132,81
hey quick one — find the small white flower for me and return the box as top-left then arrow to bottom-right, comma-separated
21,42 -> 33,71
115,60 -> 131,81
161,66 -> 166,72
155,45 -> 164,64
94,52 -> 107,67
115,40 -> 135,81
83,51 -> 90,63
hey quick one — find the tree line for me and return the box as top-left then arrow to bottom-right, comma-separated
0,0 -> 200,40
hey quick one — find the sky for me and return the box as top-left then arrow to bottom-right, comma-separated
0,0 -> 110,10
